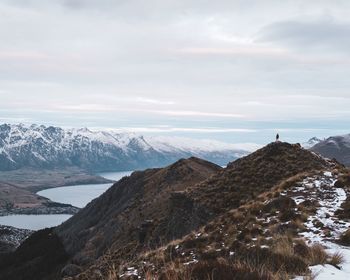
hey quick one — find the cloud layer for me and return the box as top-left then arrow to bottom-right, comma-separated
1,0 -> 350,143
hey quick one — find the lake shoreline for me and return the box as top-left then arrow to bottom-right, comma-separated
0,169 -> 117,217
0,171 -> 132,230
0,167 -> 114,193
0,204 -> 80,217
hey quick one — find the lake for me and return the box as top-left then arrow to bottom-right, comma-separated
0,171 -> 133,230
0,214 -> 72,231
37,171 -> 132,208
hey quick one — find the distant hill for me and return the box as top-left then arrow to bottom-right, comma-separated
0,123 -> 254,172
309,134 -> 350,166
2,142 -> 349,280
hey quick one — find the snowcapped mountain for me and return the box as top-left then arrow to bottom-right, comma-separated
302,136 -> 323,149
310,134 -> 350,166
0,124 -> 254,171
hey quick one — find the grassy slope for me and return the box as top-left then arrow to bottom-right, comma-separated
71,142 -> 340,280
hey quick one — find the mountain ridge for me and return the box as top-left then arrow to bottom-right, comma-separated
0,123 -> 251,172
309,134 -> 350,166
1,142 -> 348,280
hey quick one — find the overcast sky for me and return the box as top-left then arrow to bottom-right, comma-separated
1,0 -> 350,144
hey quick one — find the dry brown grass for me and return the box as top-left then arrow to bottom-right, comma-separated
88,150 -> 342,280
291,219 -> 307,232
271,235 -> 294,257
328,252 -> 344,269
146,258 -> 288,280
308,244 -> 328,266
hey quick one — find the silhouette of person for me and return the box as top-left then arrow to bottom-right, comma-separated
276,133 -> 280,142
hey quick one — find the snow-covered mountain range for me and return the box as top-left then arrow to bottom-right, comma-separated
0,124 -> 257,171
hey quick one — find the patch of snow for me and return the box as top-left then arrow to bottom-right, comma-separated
183,259 -> 198,265
289,171 -> 350,279
310,243 -> 350,280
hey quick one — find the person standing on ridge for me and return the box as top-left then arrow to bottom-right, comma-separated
276,133 -> 280,142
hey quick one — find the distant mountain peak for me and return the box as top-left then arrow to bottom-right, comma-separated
311,133 -> 350,166
302,136 -> 323,149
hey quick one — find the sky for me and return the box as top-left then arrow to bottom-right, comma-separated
1,0 -> 350,144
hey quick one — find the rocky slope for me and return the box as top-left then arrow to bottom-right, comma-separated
0,123 -> 250,172
310,134 -> 350,166
1,142 -> 349,280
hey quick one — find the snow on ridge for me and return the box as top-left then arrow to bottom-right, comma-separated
303,137 -> 323,149
287,171 -> 350,279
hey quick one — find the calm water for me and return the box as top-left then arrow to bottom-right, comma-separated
0,214 -> 72,231
37,171 -> 132,208
0,171 -> 132,230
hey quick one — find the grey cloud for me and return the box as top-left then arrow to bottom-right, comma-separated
257,18 -> 350,53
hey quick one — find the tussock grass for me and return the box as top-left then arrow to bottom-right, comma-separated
328,252 -> 344,269
308,244 -> 328,266
148,258 -> 288,280
271,235 -> 294,257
